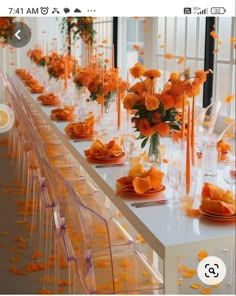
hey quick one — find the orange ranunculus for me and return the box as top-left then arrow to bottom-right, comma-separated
193,70 -> 207,85
129,63 -> 146,79
161,94 -> 175,109
169,72 -> 180,83
138,119 -> 155,136
123,94 -> 139,110
145,94 -> 160,111
185,83 -> 200,97
143,69 -> 161,79
130,82 -> 145,95
154,122 -> 170,137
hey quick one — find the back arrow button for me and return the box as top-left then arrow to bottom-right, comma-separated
15,30 -> 21,40
7,22 -> 31,48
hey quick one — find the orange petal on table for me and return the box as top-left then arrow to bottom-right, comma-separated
198,250 -> 208,261
148,166 -> 164,190
178,265 -> 188,272
183,270 -> 196,278
201,288 -> 212,294
133,175 -> 152,194
191,283 -> 201,289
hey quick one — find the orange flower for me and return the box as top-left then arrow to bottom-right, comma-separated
224,94 -> 235,103
123,94 -> 139,110
143,69 -> 161,79
194,70 -> 207,84
161,94 -> 175,109
130,82 -> 145,95
145,94 -> 160,111
129,63 -> 146,78
138,119 -> 155,136
154,122 -> 170,137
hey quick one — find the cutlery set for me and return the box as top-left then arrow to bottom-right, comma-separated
131,200 -> 169,208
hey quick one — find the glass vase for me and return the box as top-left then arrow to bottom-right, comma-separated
147,132 -> 161,166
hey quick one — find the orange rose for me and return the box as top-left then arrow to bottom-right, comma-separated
145,94 -> 160,111
154,122 -> 170,137
129,63 -> 146,79
138,119 -> 155,136
123,94 -> 139,110
161,94 -> 175,109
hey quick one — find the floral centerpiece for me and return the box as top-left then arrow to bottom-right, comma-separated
27,47 -> 48,66
123,63 -> 208,163
74,64 -> 129,112
47,52 -> 74,80
0,17 -> 14,46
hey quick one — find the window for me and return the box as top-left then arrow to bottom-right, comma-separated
118,17 -> 236,121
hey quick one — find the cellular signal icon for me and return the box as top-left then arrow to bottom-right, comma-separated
197,8 -> 208,14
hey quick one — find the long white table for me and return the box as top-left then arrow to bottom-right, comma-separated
16,78 -> 235,294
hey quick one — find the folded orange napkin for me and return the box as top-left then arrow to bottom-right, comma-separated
201,182 -> 235,216
50,106 -> 75,121
84,139 -> 123,160
64,114 -> 95,137
116,163 -> 164,194
37,93 -> 60,105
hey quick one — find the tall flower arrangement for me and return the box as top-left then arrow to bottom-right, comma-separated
123,63 -> 208,162
0,17 -> 14,46
27,47 -> 48,66
46,52 -> 74,80
74,64 -> 129,112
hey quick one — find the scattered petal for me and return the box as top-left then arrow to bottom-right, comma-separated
224,94 -> 235,103
201,287 -> 212,294
164,53 -> 174,59
191,283 -> 201,289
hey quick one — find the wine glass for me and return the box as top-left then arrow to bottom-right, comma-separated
123,134 -> 135,166
223,159 -> 236,192
167,162 -> 182,203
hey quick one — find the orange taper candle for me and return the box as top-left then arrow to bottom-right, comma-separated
186,103 -> 191,195
191,96 -> 195,166
117,78 -> 121,131
64,56 -> 68,90
181,96 -> 185,139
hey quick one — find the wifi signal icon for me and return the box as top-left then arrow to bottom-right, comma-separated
197,8 -> 208,14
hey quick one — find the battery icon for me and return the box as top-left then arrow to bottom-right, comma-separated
211,7 -> 226,14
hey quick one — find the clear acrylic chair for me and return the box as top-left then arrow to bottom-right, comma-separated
62,178 -> 164,294
196,99 -> 221,136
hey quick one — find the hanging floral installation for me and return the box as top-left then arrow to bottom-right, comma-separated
0,17 -> 15,47
60,17 -> 96,53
